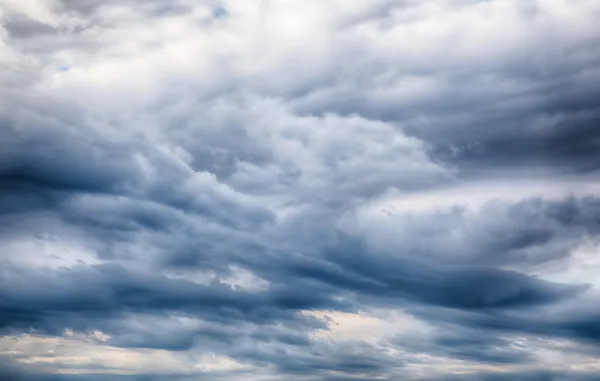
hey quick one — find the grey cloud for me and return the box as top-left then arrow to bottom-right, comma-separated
0,263 -> 340,334
1,0 -> 600,380
321,240 -> 583,310
97,313 -> 313,352
56,0 -> 196,18
2,16 -> 58,39
0,96 -> 274,231
357,196 -> 600,269
418,371 -> 600,381
406,294 -> 600,351
395,327 -> 534,365
282,4 -> 600,177
0,356 -> 249,381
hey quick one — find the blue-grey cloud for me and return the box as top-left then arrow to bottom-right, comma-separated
1,0 -> 600,380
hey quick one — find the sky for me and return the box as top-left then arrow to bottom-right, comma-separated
0,0 -> 600,380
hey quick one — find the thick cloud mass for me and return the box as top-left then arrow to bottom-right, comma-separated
1,0 -> 600,380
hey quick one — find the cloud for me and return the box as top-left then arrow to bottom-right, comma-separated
1,0 -> 600,379
419,371 -> 600,381
0,262 -> 341,335
346,196 -> 600,271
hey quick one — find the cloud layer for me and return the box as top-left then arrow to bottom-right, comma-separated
1,0 -> 600,379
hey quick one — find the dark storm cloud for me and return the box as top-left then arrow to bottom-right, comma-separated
2,122 -> 598,378
232,223 -> 587,312
0,263 -> 350,371
404,52 -> 600,175
402,293 -> 600,356
0,97 -> 274,235
0,263 -> 343,334
0,98 -> 145,196
2,168 -> 595,350
426,107 -> 600,175
333,249 -> 582,311
2,0 -> 600,379
0,358 -> 55,381
0,179 -> 63,217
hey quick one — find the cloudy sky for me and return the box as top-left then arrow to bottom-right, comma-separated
1,0 -> 600,380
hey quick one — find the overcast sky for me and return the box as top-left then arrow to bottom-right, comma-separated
1,0 -> 600,380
